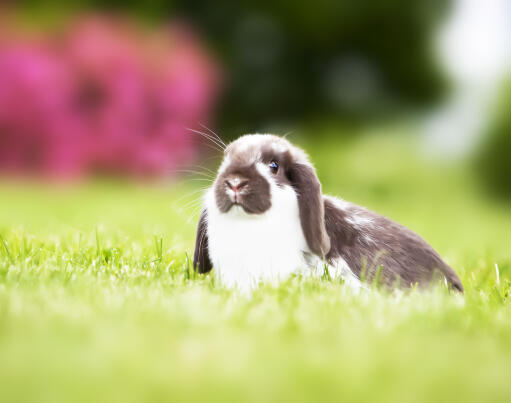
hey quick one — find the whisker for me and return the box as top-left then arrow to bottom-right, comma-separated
200,155 -> 224,164
176,164 -> 217,176
198,123 -> 227,148
175,192 -> 204,212
186,127 -> 226,151
184,134 -> 225,153
186,204 -> 204,225
193,164 -> 217,175
182,178 -> 213,183
193,139 -> 225,154
181,197 -> 204,211
182,205 -> 205,225
172,169 -> 216,179
194,127 -> 227,150
173,187 -> 210,204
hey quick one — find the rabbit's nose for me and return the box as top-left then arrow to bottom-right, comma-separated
225,177 -> 248,192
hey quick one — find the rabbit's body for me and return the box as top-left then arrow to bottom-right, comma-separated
193,134 -> 463,293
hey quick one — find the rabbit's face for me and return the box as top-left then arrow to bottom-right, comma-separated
200,133 -> 329,261
213,135 -> 301,215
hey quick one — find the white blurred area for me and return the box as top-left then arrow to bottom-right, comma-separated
425,0 -> 511,157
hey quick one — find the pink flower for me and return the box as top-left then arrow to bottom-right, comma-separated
0,15 -> 221,178
0,42 -> 86,177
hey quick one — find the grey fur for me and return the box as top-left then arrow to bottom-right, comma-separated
287,162 -> 330,258
324,198 -> 464,292
193,209 -> 212,273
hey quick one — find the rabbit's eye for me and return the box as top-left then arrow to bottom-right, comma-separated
269,160 -> 279,173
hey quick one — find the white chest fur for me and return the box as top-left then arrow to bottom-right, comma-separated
205,186 -> 309,292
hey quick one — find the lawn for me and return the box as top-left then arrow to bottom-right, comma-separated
1,131 -> 510,403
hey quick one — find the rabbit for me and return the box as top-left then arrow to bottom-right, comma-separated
193,134 -> 464,293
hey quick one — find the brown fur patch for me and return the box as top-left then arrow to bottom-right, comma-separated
193,209 -> 212,273
287,163 -> 331,258
214,164 -> 272,214
324,198 -> 464,291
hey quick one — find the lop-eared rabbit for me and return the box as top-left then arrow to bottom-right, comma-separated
193,134 -> 463,293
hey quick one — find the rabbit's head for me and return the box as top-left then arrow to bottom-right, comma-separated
210,134 -> 330,258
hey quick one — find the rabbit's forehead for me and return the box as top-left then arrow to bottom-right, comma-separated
227,135 -> 290,163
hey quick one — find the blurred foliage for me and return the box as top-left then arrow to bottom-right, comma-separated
178,0 -> 450,131
476,78 -> 511,199
0,13 -> 220,178
14,0 -> 450,134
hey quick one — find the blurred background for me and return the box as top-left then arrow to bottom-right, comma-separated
1,0 -> 511,254
2,3 -> 511,402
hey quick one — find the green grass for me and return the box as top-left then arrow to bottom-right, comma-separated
1,133 -> 511,403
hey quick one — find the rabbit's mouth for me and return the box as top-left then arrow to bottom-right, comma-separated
218,193 -> 268,215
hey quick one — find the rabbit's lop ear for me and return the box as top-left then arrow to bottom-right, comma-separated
287,163 -> 331,258
193,209 -> 213,273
